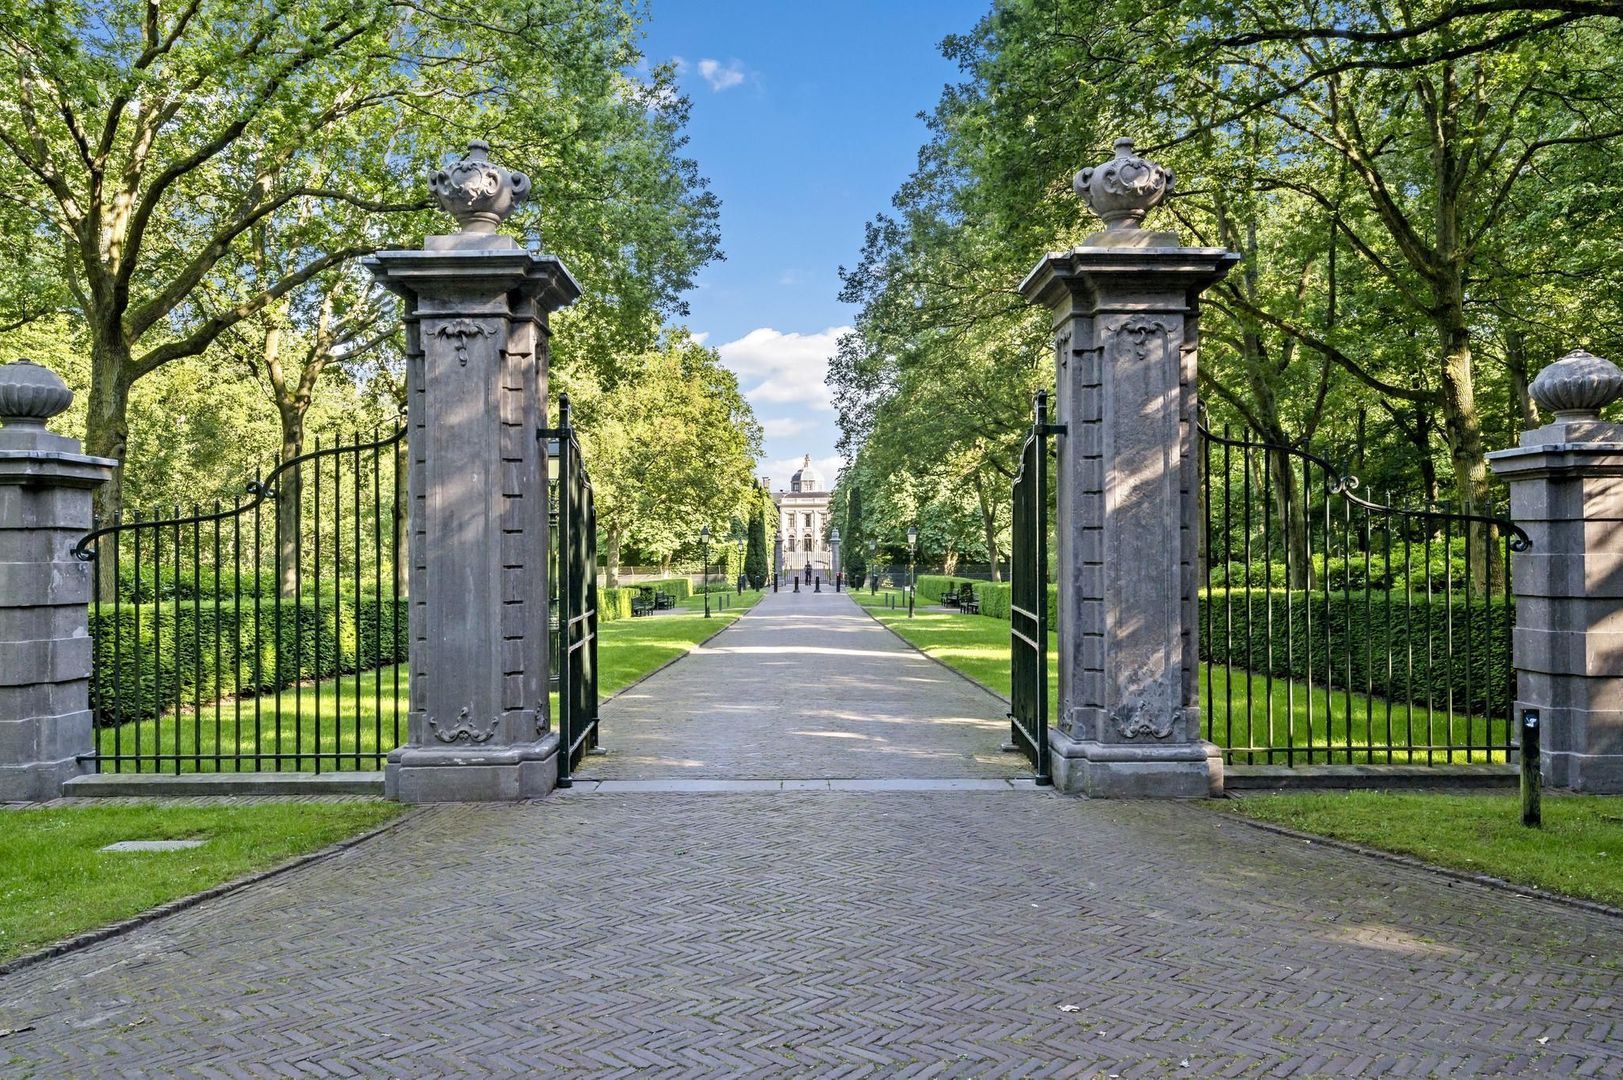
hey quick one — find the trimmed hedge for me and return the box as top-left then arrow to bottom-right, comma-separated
915,576 -> 1511,717
1198,589 -> 1512,717
640,577 -> 692,600
90,598 -> 407,727
598,587 -> 635,622
916,575 -> 1058,625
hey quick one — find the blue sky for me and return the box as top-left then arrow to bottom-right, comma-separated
640,0 -> 988,489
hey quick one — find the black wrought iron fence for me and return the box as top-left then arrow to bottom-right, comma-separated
73,425 -> 408,773
1199,419 -> 1529,766
546,394 -> 599,786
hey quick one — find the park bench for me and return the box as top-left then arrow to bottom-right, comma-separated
959,583 -> 979,615
941,584 -> 961,607
631,586 -> 657,617
653,588 -> 675,610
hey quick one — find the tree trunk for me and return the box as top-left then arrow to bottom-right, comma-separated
1266,446 -> 1312,590
276,404 -> 306,598
973,469 -> 1002,582
84,334 -> 134,597
1506,329 -> 1539,430
604,525 -> 622,588
1434,301 -> 1495,593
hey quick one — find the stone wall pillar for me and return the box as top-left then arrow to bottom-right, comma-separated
1018,139 -> 1238,797
1488,349 -> 1623,793
0,361 -> 114,801
367,142 -> 580,802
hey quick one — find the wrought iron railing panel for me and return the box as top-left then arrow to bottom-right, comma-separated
74,425 -> 408,773
1009,391 -> 1055,784
1198,419 -> 1528,766
546,393 -> 599,787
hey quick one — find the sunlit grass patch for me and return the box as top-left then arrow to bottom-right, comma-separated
1218,792 -> 1623,908
0,802 -> 404,961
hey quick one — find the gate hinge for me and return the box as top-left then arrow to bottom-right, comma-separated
1038,423 -> 1067,436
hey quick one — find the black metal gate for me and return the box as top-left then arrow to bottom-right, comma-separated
73,425 -> 408,772
1198,418 -> 1529,766
546,393 -> 599,787
1009,391 -> 1056,784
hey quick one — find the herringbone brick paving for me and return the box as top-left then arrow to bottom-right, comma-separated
1,794 -> 1617,1076
2,588 -> 1618,1076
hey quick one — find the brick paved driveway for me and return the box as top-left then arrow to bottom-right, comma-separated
1,592 -> 1618,1077
584,589 -> 1023,780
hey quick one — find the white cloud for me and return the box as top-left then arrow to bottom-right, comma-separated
697,58 -> 747,92
762,416 -> 813,438
716,326 -> 850,412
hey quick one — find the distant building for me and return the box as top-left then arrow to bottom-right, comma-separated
771,455 -> 833,576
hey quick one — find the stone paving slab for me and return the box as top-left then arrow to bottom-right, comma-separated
583,588 -> 1023,781
0,793 -> 1617,1077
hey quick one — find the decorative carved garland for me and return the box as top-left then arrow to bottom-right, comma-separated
428,706 -> 501,744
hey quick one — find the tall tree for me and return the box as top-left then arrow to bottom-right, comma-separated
0,0 -> 719,524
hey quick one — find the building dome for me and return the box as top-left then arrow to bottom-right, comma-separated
790,454 -> 824,493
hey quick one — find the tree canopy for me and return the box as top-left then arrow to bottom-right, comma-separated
832,0 -> 1623,563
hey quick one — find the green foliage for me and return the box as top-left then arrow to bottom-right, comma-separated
598,588 -> 636,622
1205,542 -> 1486,593
640,577 -> 692,601
916,575 -> 1058,625
1220,793 -> 1623,908
0,803 -> 406,961
89,598 -> 408,727
842,486 -> 867,584
914,573 -> 1510,718
745,508 -> 769,588
1198,589 -> 1513,718
0,0 -> 721,521
597,580 -> 690,619
572,334 -> 763,572
836,0 -> 1623,545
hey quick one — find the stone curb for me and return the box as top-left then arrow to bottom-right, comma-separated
1209,805 -> 1623,922
0,805 -> 428,980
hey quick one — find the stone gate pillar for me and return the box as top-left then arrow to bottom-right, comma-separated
0,361 -> 114,801
1488,349 -> 1623,793
1018,139 -> 1238,797
367,142 -> 580,802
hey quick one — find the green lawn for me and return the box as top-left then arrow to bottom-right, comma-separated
853,588 -> 1507,765
0,801 -> 405,961
1218,792 -> 1623,907
95,601 -> 758,773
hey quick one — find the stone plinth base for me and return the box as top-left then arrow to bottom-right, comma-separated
384,735 -> 560,803
0,749 -> 86,803
1544,748 -> 1623,793
1048,729 -> 1224,798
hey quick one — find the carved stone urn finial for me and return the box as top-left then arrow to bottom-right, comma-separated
0,358 -> 73,427
428,140 -> 532,235
1074,137 -> 1175,232
1529,349 -> 1623,421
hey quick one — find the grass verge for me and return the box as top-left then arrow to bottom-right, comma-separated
1217,791 -> 1623,908
0,801 -> 405,961
93,602 -> 761,772
853,588 -> 1507,764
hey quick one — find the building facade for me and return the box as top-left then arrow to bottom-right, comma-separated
772,455 -> 834,576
